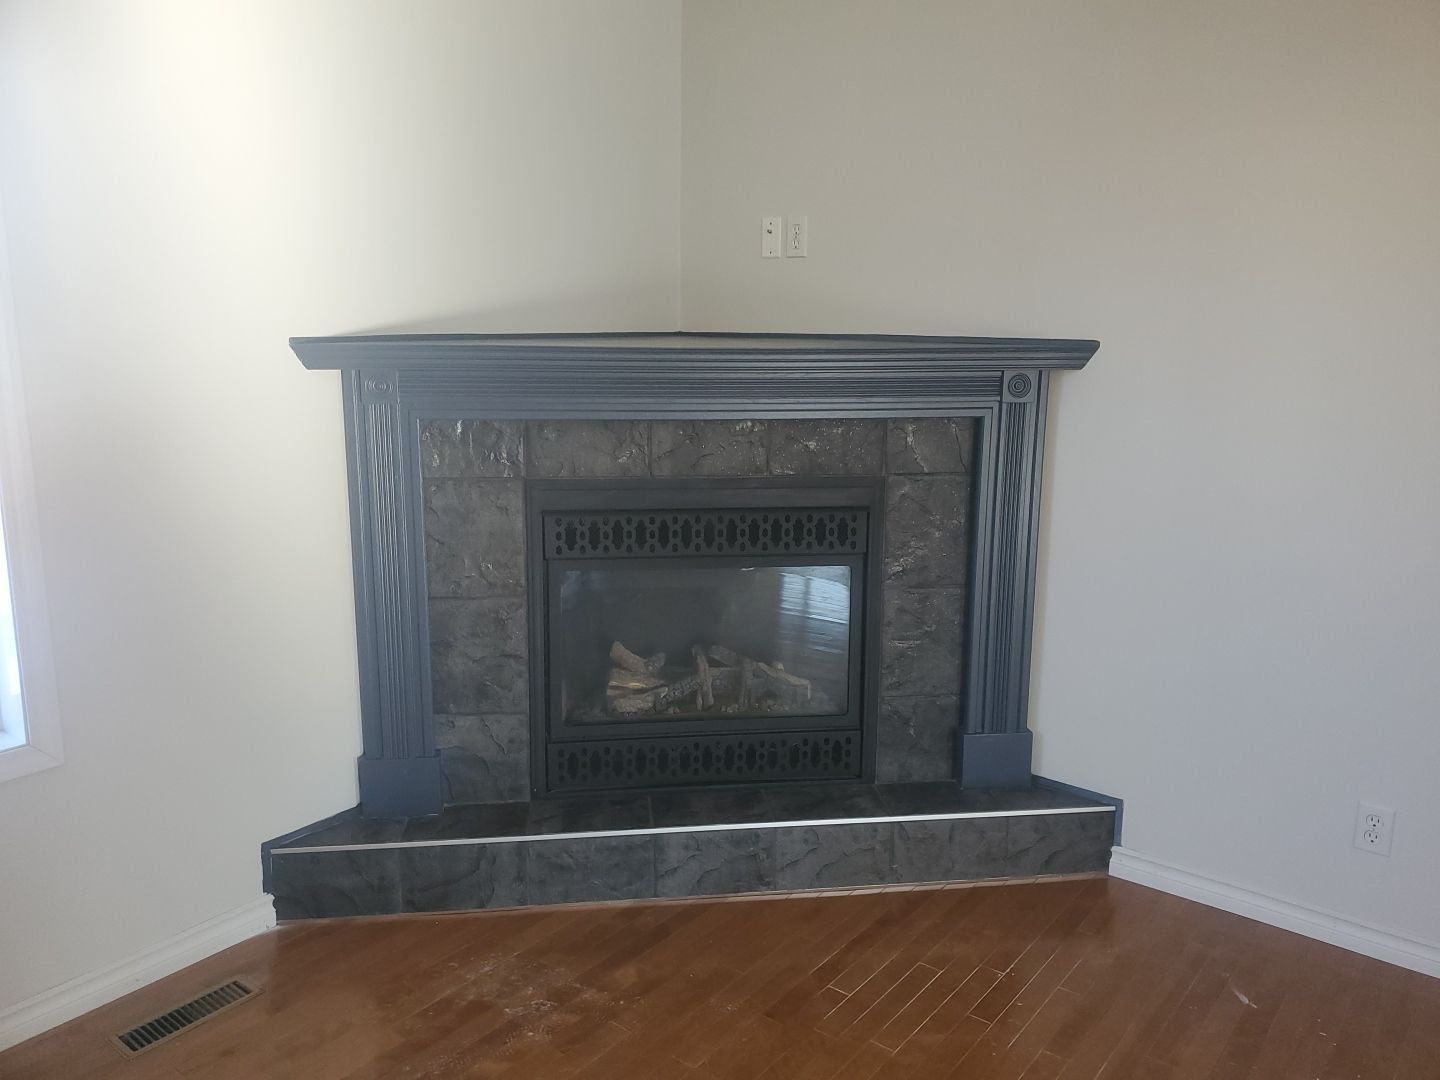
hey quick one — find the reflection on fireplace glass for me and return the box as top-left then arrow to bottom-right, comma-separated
556,564 -> 851,723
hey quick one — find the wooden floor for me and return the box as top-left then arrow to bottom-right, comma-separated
3,877 -> 1438,1079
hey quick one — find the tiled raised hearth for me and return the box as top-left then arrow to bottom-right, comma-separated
267,782 -> 1116,918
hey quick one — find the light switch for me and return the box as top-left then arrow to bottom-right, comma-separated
762,216 -> 782,258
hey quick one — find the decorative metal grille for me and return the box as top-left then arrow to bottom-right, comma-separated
547,733 -> 859,792
542,509 -> 866,560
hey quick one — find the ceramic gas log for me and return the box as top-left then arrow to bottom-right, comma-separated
603,641 -> 830,719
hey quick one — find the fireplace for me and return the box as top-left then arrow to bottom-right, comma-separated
268,333 -> 1114,918
289,332 -> 1097,817
530,480 -> 883,793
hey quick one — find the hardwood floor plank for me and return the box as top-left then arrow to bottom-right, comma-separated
874,890 -> 1070,1059
872,1013 -> 992,1079
678,898 -> 878,1069
1020,1050 -> 1068,1080
753,1023 -> 867,1080
942,989 -> 1074,1080
1160,958 -> 1266,1078
826,1041 -> 894,1080
764,892 -> 934,1021
407,904 -> 710,1078
823,961 -> 941,1042
1199,932 -> 1296,1078
4,879 -> 1437,1080
967,882 -> 1103,1027
1389,972 -> 1440,1080
868,955 -> 980,1053
1050,894 -> 1208,1078
825,889 -> 966,997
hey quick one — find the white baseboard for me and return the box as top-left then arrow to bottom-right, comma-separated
1109,846 -> 1440,979
0,896 -> 276,1051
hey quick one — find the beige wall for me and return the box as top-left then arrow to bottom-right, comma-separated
4,0 -> 1438,1025
0,0 -> 680,1014
681,0 -> 1440,945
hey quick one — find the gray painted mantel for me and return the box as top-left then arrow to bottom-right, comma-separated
290,332 -> 1097,817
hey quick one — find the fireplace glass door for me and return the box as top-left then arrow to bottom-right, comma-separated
530,490 -> 880,792
553,560 -> 854,729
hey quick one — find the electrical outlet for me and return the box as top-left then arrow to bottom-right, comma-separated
762,216 -> 782,258
787,215 -> 808,257
1353,802 -> 1394,856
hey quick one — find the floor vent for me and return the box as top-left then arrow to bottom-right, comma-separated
114,979 -> 257,1055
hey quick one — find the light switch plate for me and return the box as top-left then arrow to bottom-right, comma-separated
762,216 -> 782,258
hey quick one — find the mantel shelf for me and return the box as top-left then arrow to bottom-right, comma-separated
289,331 -> 1099,372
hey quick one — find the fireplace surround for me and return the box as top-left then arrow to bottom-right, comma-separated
419,417 -> 977,803
290,333 -> 1097,817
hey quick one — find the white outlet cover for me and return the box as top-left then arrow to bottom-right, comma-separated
787,215 -> 808,257
1354,801 -> 1395,856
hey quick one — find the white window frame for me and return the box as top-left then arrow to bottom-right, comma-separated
0,198 -> 63,782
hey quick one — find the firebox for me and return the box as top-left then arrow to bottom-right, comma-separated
527,480 -> 884,795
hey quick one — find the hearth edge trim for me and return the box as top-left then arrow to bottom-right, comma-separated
270,803 -> 1115,855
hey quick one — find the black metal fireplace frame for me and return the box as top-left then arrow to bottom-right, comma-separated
526,478 -> 885,795
289,332 -> 1098,817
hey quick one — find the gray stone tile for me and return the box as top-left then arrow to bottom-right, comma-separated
651,420 -> 768,476
527,794 -> 653,835
428,597 -> 528,714
881,589 -> 964,697
654,830 -> 775,897
884,476 -> 970,588
876,697 -> 958,782
402,800 -> 530,842
525,420 -> 649,478
525,835 -> 655,904
983,787 -> 1111,812
435,714 -> 530,804
400,842 -> 525,912
878,786 -> 1109,816
269,850 -> 401,919
1007,812 -> 1115,876
419,419 -> 522,478
876,781 -> 977,816
424,480 -> 525,598
650,788 -> 777,828
774,823 -> 895,890
763,783 -> 891,822
886,418 -> 976,475
275,815 -> 406,850
892,819 -> 1009,883
769,420 -> 885,476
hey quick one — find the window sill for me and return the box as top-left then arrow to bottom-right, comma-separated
0,736 -> 63,783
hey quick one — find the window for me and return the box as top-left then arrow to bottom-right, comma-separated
0,512 -> 25,748
0,207 -> 62,782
